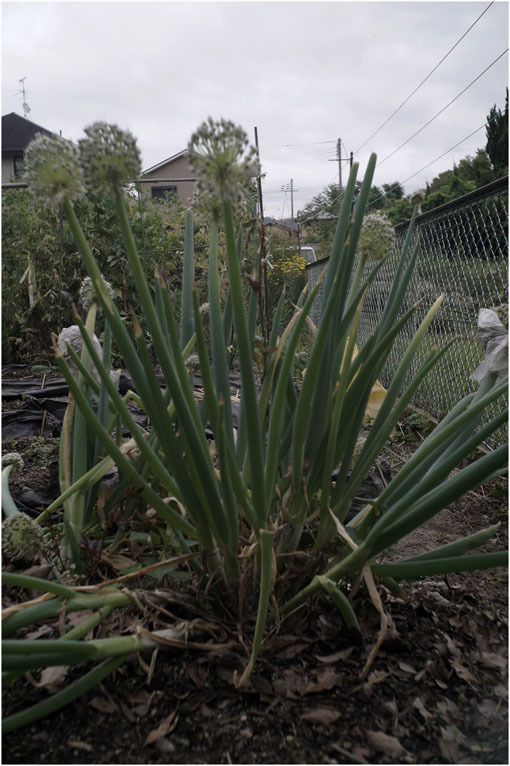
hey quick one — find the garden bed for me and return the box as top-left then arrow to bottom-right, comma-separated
2,368 -> 507,765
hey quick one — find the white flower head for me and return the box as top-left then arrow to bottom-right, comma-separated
79,122 -> 142,189
185,353 -> 201,376
57,324 -> 103,383
188,117 -> 259,211
410,190 -> 425,206
358,211 -> 396,262
23,133 -> 85,206
2,452 -> 24,472
79,276 -> 115,312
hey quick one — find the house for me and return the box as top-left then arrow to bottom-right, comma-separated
140,150 -> 197,207
263,216 -> 299,241
2,112 -> 53,181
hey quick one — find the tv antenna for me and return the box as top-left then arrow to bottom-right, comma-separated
15,77 -> 33,118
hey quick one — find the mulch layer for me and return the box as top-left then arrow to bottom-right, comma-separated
2,366 -> 508,764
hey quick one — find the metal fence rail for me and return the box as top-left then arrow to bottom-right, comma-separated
306,177 -> 508,447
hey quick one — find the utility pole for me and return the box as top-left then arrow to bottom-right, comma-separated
329,138 -> 343,192
329,139 -> 354,193
281,178 -> 297,221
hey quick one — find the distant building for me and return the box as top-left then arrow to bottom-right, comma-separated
2,112 -> 53,181
140,150 -> 197,207
263,216 -> 299,240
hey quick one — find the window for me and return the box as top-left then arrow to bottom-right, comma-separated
151,185 -> 177,202
13,155 -> 25,180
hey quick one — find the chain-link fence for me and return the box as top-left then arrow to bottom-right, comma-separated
306,177 -> 508,448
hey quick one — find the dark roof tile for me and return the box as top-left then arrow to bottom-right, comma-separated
2,112 -> 53,154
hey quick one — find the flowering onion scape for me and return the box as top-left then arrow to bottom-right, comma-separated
4,118 -> 507,735
189,116 -> 259,215
79,122 -> 141,190
23,133 -> 84,206
358,211 -> 396,262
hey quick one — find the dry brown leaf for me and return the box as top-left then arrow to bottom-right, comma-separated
88,695 -> 119,714
301,708 -> 342,725
367,669 -> 390,685
24,623 -> 54,640
351,745 -> 370,763
101,553 -> 137,571
130,690 -> 152,705
67,738 -> 92,753
492,683 -> 508,698
316,647 -> 354,663
475,698 -> 501,719
445,635 -> 460,657
452,658 -> 477,683
398,661 -> 416,674
22,564 -> 53,579
439,736 -> 461,763
275,642 -> 309,659
37,665 -> 68,691
145,711 -> 179,745
130,690 -> 155,717
413,697 -> 432,720
478,651 -> 507,669
66,610 -> 93,627
300,667 -> 343,695
366,730 -> 411,761
155,737 -> 176,754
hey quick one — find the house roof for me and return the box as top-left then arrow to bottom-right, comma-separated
2,112 -> 52,154
302,210 -> 336,222
264,216 -> 299,232
142,150 -> 188,175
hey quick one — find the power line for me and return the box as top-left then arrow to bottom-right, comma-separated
354,1 -> 495,154
398,115 -> 500,190
311,113 -> 501,238
262,147 -> 336,169
263,139 -> 336,148
376,48 -> 508,169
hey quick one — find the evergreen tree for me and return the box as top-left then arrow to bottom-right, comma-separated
486,89 -> 508,177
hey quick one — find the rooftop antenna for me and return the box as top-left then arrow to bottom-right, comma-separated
15,77 -> 33,119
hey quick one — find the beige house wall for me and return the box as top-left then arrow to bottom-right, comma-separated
2,156 -> 15,182
141,153 -> 197,208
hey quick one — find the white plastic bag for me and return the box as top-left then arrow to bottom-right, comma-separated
471,309 -> 508,384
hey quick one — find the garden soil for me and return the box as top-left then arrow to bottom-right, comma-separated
2,368 -> 508,765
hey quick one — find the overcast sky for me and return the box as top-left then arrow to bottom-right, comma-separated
2,0 -> 508,217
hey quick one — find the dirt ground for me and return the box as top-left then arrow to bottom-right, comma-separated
2,370 -> 508,765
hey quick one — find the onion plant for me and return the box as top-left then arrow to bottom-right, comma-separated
4,119 -> 507,732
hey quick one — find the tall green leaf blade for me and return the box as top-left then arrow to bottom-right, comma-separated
180,209 -> 195,349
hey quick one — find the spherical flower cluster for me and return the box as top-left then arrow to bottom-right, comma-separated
23,133 -> 84,206
2,514 -> 46,562
79,276 -> 115,312
357,211 -> 396,262
185,353 -> 201,376
188,117 -> 260,211
2,452 -> 25,472
410,190 -> 425,206
79,122 -> 142,189
57,324 -> 103,382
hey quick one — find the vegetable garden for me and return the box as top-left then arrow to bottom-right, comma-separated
2,119 -> 508,764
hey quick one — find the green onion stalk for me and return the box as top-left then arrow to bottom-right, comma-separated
18,119 -> 508,698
